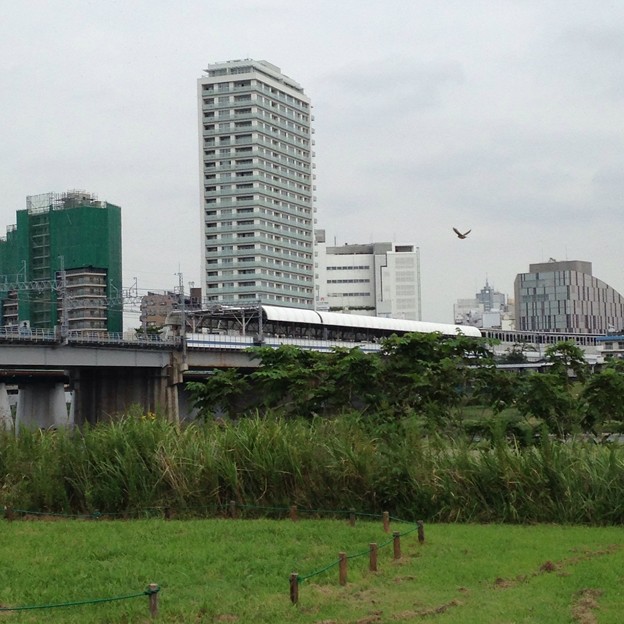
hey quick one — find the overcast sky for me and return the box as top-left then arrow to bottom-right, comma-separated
1,0 -> 623,326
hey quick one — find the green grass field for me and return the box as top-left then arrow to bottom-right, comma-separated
0,518 -> 622,623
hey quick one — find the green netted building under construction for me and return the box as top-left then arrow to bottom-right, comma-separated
0,190 -> 122,332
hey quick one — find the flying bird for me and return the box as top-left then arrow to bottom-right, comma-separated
453,227 -> 471,239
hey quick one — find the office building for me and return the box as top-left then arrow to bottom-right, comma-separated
315,230 -> 421,320
514,259 -> 624,334
0,190 -> 122,332
454,280 -> 514,329
198,59 -> 315,307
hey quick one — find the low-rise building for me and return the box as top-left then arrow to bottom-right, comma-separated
140,287 -> 202,330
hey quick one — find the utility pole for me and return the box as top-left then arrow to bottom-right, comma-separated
176,272 -> 187,358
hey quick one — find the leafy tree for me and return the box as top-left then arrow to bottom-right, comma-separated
545,341 -> 589,384
472,366 -> 521,414
581,363 -> 624,431
186,369 -> 249,419
515,373 -> 579,436
379,332 -> 494,418
248,345 -> 331,417
497,343 -> 531,364
318,347 -> 383,413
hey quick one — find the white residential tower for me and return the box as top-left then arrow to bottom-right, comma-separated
198,59 -> 315,307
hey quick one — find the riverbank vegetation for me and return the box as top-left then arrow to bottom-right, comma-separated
1,411 -> 623,523
2,333 -> 623,523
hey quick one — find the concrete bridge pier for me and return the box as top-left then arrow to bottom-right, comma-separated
69,362 -> 184,425
0,383 -> 13,429
15,383 -> 71,432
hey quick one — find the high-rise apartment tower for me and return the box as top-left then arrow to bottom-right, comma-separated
198,59 -> 315,307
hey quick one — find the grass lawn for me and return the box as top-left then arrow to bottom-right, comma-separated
0,518 -> 621,623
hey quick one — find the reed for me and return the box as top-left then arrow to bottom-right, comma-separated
1,413 -> 623,524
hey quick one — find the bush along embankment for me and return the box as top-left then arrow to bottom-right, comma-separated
1,413 -> 624,525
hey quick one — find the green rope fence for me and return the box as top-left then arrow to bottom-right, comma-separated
5,503 -> 417,521
4,502 -> 426,610
0,585 -> 160,616
295,519 -> 419,583
288,516 -> 425,605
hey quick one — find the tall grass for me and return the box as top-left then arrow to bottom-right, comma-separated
1,413 -> 623,524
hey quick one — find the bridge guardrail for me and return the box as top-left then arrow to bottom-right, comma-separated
0,327 -> 57,343
0,328 -> 181,348
186,332 -> 382,353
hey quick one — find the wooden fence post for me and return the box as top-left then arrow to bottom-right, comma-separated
369,543 -> 378,572
349,508 -> 356,527
339,552 -> 347,586
383,511 -> 390,533
290,505 -> 298,522
393,531 -> 401,560
148,583 -> 159,619
417,520 -> 425,544
289,572 -> 299,604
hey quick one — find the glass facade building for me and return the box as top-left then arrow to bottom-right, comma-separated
514,260 -> 624,334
